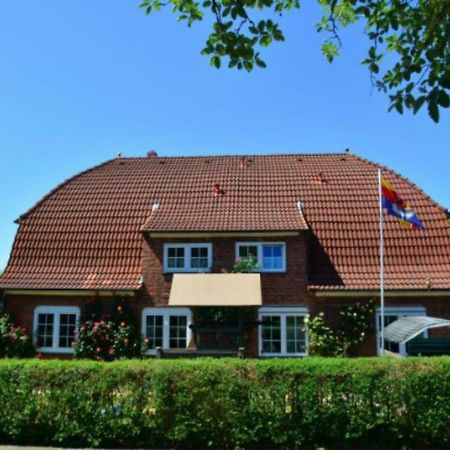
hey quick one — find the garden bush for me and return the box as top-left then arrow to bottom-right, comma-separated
0,357 -> 448,449
0,314 -> 35,358
73,298 -> 143,360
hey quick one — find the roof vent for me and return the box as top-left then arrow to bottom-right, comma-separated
147,150 -> 158,158
117,151 -> 122,158
312,172 -> 328,185
151,203 -> 160,213
240,157 -> 253,168
296,201 -> 304,212
213,183 -> 225,197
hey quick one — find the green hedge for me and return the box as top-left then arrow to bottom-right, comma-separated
0,358 -> 449,449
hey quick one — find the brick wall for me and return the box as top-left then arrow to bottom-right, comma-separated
139,234 -> 313,311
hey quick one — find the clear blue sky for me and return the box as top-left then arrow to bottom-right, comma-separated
0,1 -> 449,270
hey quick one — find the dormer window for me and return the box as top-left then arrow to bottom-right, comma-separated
236,242 -> 286,272
163,243 -> 212,273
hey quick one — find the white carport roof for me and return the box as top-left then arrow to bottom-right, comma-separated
384,316 -> 450,344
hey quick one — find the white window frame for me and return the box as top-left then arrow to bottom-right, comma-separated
258,307 -> 308,357
33,306 -> 80,354
376,306 -> 427,356
141,307 -> 192,355
163,243 -> 213,273
235,242 -> 286,273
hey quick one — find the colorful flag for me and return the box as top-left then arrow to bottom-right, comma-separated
381,178 -> 425,229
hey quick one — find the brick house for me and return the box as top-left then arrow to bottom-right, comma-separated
1,151 -> 449,357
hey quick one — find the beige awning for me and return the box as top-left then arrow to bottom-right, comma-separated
169,273 -> 262,306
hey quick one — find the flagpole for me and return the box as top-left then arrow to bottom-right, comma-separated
378,169 -> 385,356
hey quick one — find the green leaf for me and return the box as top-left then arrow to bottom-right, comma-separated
243,60 -> 253,71
321,41 -> 338,63
437,90 -> 450,108
210,55 -> 221,69
394,100 -> 403,114
260,35 -> 272,47
441,74 -> 450,90
428,99 -> 439,123
255,58 -> 267,68
413,96 -> 426,114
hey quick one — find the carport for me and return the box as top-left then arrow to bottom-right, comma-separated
384,316 -> 450,356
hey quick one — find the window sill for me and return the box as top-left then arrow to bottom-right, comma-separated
258,270 -> 287,274
163,269 -> 212,274
37,347 -> 75,354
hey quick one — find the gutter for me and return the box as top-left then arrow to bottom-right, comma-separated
3,289 -> 137,297
313,290 -> 450,298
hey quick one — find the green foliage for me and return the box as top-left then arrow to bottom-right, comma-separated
139,0 -> 450,121
304,312 -> 339,356
306,301 -> 374,356
74,299 -> 143,361
0,358 -> 449,448
232,256 -> 260,272
0,314 -> 35,358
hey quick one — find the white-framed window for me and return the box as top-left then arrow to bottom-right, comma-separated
258,307 -> 308,356
142,307 -> 192,354
33,306 -> 80,354
163,243 -> 212,273
236,242 -> 286,272
376,306 -> 426,356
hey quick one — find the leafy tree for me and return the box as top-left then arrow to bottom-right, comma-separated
140,0 -> 450,121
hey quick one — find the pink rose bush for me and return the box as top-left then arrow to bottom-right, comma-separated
73,299 -> 145,361
0,314 -> 35,358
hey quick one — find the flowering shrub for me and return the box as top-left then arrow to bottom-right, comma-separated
73,299 -> 143,361
306,302 -> 374,357
232,256 -> 259,273
0,314 -> 35,358
336,301 -> 374,355
304,313 -> 339,357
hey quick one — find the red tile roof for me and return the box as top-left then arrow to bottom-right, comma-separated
1,152 -> 449,291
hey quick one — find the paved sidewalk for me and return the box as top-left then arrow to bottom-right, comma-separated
0,446 -> 166,450
0,447 -> 154,450
1,447 -> 96,450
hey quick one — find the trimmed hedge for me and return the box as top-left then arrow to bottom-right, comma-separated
0,358 -> 449,449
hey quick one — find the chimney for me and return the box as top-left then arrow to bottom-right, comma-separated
147,150 -> 158,158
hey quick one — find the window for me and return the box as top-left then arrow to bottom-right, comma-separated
142,307 -> 192,354
164,244 -> 212,273
33,306 -> 80,354
258,307 -> 308,356
376,307 -> 426,355
236,242 -> 286,272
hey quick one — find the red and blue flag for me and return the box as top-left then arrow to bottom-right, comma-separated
382,178 -> 425,230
